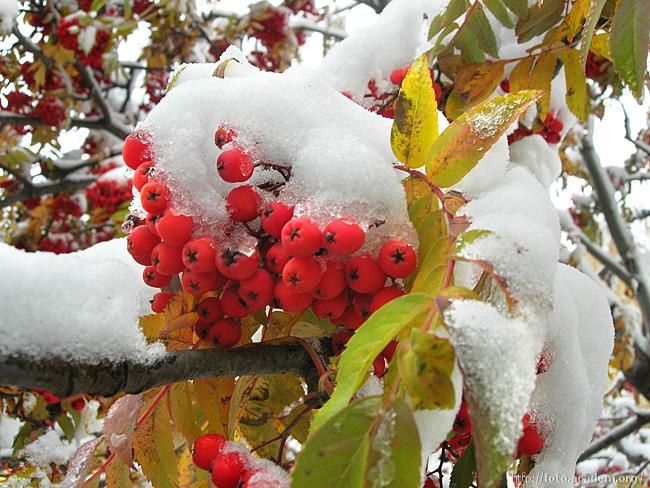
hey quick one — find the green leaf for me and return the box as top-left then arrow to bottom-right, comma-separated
503,0 -> 528,18
411,237 -> 448,294
443,0 -> 471,26
312,294 -> 433,432
391,54 -> 439,168
579,0 -> 607,65
515,0 -> 565,43
426,90 -> 544,188
449,443 -> 477,488
91,0 -> 106,11
398,329 -> 456,410
57,413 -> 75,441
294,397 -> 421,488
483,0 -> 515,28
609,0 -> 650,100
530,53 -> 558,118
561,50 -> 588,121
467,4 -> 499,58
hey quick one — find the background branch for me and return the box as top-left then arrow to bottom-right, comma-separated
578,411 -> 650,462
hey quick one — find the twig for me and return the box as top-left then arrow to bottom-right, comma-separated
621,102 -> 650,156
578,411 -> 650,462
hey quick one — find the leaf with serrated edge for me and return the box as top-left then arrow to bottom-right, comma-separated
426,91 -> 543,188
483,0 -> 515,27
449,443 -> 477,488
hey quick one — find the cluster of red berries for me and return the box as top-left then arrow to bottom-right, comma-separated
508,112 -> 564,145
86,179 -> 133,215
192,434 -> 282,488
33,389 -> 86,411
56,18 -> 110,68
140,71 -> 169,113
249,5 -> 290,49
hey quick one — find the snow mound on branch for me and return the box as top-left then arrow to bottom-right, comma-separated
20,430 -> 78,467
527,264 -> 614,487
0,239 -> 164,364
142,51 -> 416,248
0,0 -> 17,32
509,134 -> 562,188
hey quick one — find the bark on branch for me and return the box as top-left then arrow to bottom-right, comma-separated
0,342 -> 323,398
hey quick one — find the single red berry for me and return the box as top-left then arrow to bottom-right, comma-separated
151,291 -> 174,313
226,185 -> 262,222
122,132 -> 151,170
133,161 -> 154,191
322,218 -> 365,256
345,255 -> 387,294
127,225 -> 160,265
312,260 -> 346,299
215,248 -> 259,281
208,318 -> 242,348
517,424 -> 544,457
453,401 -> 472,435
146,212 -> 162,237
273,280 -> 313,312
217,146 -> 254,183
373,355 -> 387,377
182,269 -> 218,296
313,292 -> 348,320
156,213 -> 194,247
42,391 -> 61,404
261,201 -> 294,237
197,297 -> 224,324
543,130 -> 561,144
194,321 -> 212,341
143,266 -> 172,288
183,238 -> 217,273
265,242 -> 290,274
220,286 -> 250,319
331,331 -> 353,355
151,242 -> 185,276
239,269 -> 274,311
382,340 -> 397,362
370,286 -> 405,313
214,125 -> 237,148
390,66 -> 410,85
192,433 -> 226,471
423,477 -> 440,488
71,398 -> 86,411
281,218 -> 322,258
448,432 -> 471,452
335,304 -> 365,329
352,294 -> 372,319
500,79 -> 511,93
140,181 -> 170,214
282,256 -> 323,293
211,451 -> 245,488
378,240 -> 417,278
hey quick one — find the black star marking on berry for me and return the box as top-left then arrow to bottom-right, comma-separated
391,249 -> 406,264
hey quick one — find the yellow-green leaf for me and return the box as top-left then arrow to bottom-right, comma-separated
530,53 -> 557,118
105,460 -> 132,488
391,54 -> 439,168
590,32 -> 611,59
411,237 -> 448,294
193,377 -> 233,436
561,50 -> 588,121
426,90 -> 544,188
168,382 -> 202,445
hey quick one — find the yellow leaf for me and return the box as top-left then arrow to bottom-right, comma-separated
509,57 -> 535,93
530,53 -> 557,118
391,54 -> 439,168
167,382 -> 202,445
105,460 -> 131,488
590,32 -> 611,59
426,90 -> 544,188
561,49 -> 588,121
193,377 -> 234,436
454,61 -> 505,105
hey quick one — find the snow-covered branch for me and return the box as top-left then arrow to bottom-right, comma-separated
578,411 -> 650,462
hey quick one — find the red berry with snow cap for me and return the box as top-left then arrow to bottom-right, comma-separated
127,225 -> 160,265
312,260 -> 346,299
313,292 -> 348,320
214,125 -> 236,148
370,286 -> 405,313
211,451 -> 245,488
261,201 -> 294,237
345,255 -> 386,294
215,248 -> 259,281
323,218 -> 365,256
182,269 -> 218,296
273,280 -> 313,312
151,291 -> 174,313
282,256 -> 323,293
143,266 -> 172,288
156,213 -> 193,247
265,242 -> 290,274
239,269 -> 274,311
226,185 -> 262,222
192,433 -> 226,471
207,318 -> 242,348
183,238 -> 216,273
151,242 -> 184,276
123,132 -> 151,170
134,161 -> 154,191
140,181 -> 170,214
378,240 -> 417,278
281,218 -> 322,258
217,146 -> 254,183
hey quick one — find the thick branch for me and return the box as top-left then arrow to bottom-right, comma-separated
0,342 -> 321,398
0,112 -> 128,139
576,233 -> 632,286
578,410 -> 650,462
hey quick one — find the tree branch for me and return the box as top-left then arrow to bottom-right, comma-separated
0,176 -> 97,208
0,342 -> 323,398
355,0 -> 392,13
578,410 -> 650,462
621,102 -> 650,156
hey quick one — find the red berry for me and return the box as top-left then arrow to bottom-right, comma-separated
453,401 -> 472,435
323,219 -> 365,256
183,238 -> 217,273
211,451 -> 245,488
197,297 -> 224,324
370,286 -> 405,313
265,242 -> 290,274
143,266 -> 172,288
192,433 -> 226,471
373,355 -> 387,377
313,292 -> 348,320
151,242 -> 185,276
214,125 -> 236,148
156,213 -> 194,247
71,398 -> 86,411
345,255 -> 386,294
281,218 -> 322,258
226,185 -> 262,222
273,280 -> 313,312
215,248 -> 259,281
500,79 -> 511,93
378,240 -> 417,278
382,340 -> 397,362
537,353 -> 550,375
140,181 -> 170,214
207,318 -> 242,348
239,269 -> 274,311
133,161 -> 154,191
127,225 -> 160,265
423,477 -> 440,488
282,256 -> 324,293
390,66 -> 410,85
217,146 -> 254,183
517,424 -> 544,457
122,132 -> 151,170
151,291 -> 174,313
182,269 -> 218,296
336,304 -> 365,329
146,212 -> 162,237
220,286 -> 250,319
331,331 -> 353,355
261,201 -> 294,238
448,433 -> 471,452
42,391 -> 61,404
194,321 -> 212,341
352,294 -> 372,319
312,260 -> 346,299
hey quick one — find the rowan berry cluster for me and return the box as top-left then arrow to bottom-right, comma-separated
56,17 -> 111,69
507,112 -> 564,145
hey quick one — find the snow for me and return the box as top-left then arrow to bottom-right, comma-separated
509,135 -> 562,188
0,0 -> 17,32
527,264 -> 614,487
0,238 -> 165,364
21,430 -> 78,466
